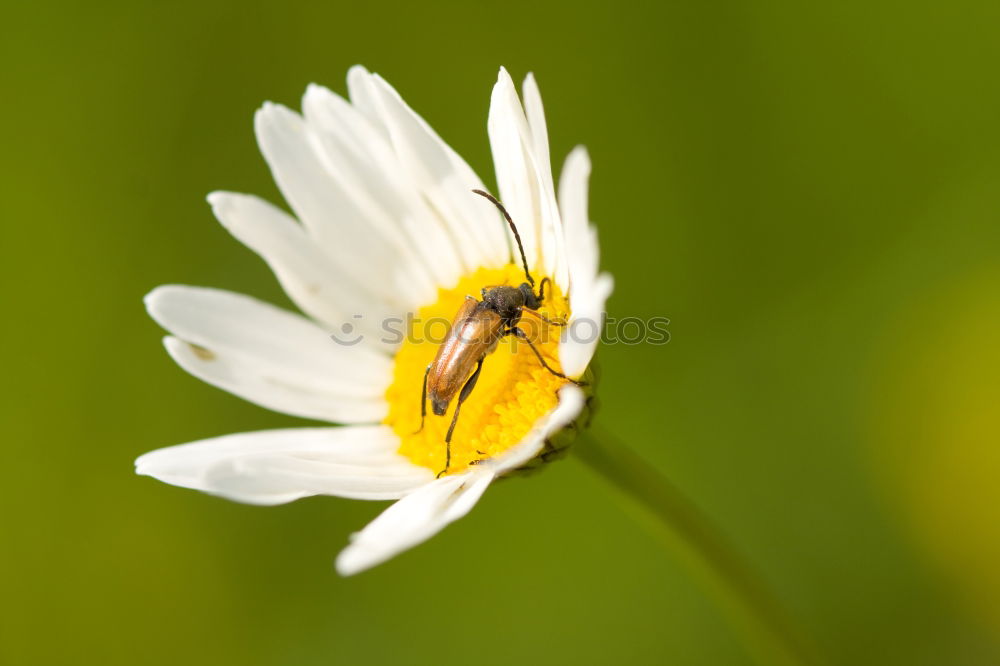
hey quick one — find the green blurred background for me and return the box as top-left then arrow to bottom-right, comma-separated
3,1 -> 999,664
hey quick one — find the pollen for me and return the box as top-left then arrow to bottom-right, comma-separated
385,264 -> 571,476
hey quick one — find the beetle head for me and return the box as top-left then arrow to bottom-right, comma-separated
519,282 -> 540,310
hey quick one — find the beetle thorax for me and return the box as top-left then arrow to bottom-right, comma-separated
482,285 -> 526,325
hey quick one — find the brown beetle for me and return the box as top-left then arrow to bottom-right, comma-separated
418,190 -> 581,477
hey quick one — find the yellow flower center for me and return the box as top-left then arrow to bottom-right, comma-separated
385,264 -> 571,476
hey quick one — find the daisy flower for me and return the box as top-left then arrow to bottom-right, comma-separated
136,66 -> 613,575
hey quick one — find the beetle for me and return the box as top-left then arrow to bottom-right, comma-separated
417,189 -> 582,477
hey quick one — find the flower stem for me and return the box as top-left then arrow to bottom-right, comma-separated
574,426 -> 816,666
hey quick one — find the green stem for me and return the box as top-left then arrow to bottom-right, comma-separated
574,427 -> 816,666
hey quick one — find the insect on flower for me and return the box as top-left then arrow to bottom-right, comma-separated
136,66 -> 613,575
419,190 -> 583,477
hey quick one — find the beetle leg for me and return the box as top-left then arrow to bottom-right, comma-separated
414,364 -> 430,434
438,358 -> 484,478
507,327 -> 586,386
519,306 -> 567,327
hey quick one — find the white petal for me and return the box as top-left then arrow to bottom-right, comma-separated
491,383 -> 588,474
161,336 -> 386,423
522,73 -> 570,291
254,102 -> 432,309
557,146 -> 613,378
488,68 -> 564,284
335,470 -> 494,575
558,147 -> 599,297
560,274 -> 613,378
136,426 -> 432,504
301,84 -> 461,292
346,65 -> 387,141
521,74 -> 554,195
146,286 -> 390,422
146,285 -> 388,389
357,68 -> 509,270
207,191 -> 402,350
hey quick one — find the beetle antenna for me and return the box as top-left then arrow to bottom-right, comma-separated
472,189 -> 534,287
